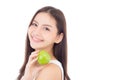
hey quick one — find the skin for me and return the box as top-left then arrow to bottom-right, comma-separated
21,12 -> 63,80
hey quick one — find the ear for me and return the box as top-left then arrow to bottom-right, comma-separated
55,33 -> 64,44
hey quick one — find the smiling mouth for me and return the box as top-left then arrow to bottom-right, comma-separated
32,36 -> 44,42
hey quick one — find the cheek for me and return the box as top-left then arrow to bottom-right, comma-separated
27,27 -> 33,39
45,34 -> 57,43
28,27 -> 34,35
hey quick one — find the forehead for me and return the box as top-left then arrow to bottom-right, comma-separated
33,12 -> 56,26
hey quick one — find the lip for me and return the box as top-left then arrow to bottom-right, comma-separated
31,35 -> 44,43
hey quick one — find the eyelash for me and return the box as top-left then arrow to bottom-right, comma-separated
31,23 -> 50,31
31,23 -> 38,27
44,27 -> 50,31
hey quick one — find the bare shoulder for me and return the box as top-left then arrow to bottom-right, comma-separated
36,63 -> 62,80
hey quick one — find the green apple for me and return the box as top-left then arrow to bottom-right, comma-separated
37,50 -> 51,65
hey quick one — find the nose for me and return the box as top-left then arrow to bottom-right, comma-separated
33,27 -> 42,36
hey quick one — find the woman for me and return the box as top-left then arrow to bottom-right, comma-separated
17,6 -> 70,80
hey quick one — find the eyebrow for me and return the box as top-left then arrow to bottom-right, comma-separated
33,20 -> 53,28
42,24 -> 53,28
32,20 -> 39,24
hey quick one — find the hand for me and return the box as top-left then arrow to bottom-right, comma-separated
22,50 -> 44,80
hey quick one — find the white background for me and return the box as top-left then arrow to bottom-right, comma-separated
0,0 -> 120,80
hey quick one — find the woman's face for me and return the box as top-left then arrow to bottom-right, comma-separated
28,12 -> 63,51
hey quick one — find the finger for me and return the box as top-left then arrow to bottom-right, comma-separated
26,57 -> 38,68
30,50 -> 40,57
31,50 -> 39,55
30,57 -> 38,64
29,53 -> 38,61
29,51 -> 39,61
28,50 -> 40,63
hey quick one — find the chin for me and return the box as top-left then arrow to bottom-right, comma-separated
30,43 -> 39,49
30,43 -> 45,50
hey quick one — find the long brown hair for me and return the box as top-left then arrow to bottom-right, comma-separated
17,6 -> 70,80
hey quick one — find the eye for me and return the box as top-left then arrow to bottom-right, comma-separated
44,27 -> 50,31
31,23 -> 38,27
